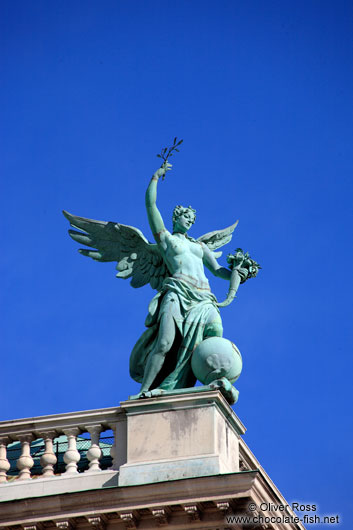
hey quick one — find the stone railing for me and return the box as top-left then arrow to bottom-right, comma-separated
0,406 -> 126,483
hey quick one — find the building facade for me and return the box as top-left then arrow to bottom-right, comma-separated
0,392 -> 305,530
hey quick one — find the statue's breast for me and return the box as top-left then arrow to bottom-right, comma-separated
188,240 -> 203,258
166,236 -> 202,260
168,238 -> 185,256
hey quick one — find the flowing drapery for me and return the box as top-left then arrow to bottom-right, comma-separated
129,278 -> 222,390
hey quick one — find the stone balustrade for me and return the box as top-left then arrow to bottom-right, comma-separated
0,394 -> 305,530
0,392 -> 250,507
0,406 -> 126,484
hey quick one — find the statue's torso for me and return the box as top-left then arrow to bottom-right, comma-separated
162,233 -> 210,290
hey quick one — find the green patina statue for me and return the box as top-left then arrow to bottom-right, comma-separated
64,142 -> 259,404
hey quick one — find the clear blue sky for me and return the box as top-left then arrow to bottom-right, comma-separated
1,1 -> 352,527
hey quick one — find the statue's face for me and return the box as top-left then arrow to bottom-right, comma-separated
174,210 -> 195,233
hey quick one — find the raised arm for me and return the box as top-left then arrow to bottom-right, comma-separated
145,162 -> 172,247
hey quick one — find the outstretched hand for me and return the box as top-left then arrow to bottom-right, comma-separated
154,161 -> 172,180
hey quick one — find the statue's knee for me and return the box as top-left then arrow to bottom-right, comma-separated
157,337 -> 172,354
204,321 -> 223,338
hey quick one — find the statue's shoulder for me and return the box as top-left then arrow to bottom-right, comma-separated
154,228 -> 174,250
186,235 -> 198,244
161,229 -> 176,243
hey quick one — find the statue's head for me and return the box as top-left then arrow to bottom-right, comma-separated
172,205 -> 196,233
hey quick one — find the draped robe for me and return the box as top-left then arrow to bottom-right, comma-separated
129,277 -> 223,390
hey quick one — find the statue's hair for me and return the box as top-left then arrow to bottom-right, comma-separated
172,205 -> 196,225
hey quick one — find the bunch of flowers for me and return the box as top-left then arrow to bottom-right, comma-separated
227,248 -> 261,283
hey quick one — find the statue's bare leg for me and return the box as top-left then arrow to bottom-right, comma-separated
141,312 -> 176,391
129,312 -> 176,399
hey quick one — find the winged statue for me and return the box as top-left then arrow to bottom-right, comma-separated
64,160 -> 259,401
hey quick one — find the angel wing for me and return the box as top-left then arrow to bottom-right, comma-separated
63,210 -> 169,291
197,221 -> 239,258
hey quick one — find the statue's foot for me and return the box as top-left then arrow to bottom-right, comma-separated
128,388 -> 166,400
209,377 -> 239,405
148,388 -> 166,397
128,391 -> 152,400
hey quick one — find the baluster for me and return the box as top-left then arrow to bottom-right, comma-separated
108,423 -> 117,470
0,436 -> 11,483
85,424 -> 102,472
63,428 -> 80,474
17,434 -> 34,480
38,431 -> 57,477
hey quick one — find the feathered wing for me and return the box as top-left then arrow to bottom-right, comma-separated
197,221 -> 239,257
63,210 -> 169,291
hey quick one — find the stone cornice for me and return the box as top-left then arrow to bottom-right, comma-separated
0,471 -> 304,529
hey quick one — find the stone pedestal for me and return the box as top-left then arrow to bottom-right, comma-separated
118,390 -> 246,486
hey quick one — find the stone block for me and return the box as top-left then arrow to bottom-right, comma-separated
118,390 -> 245,486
